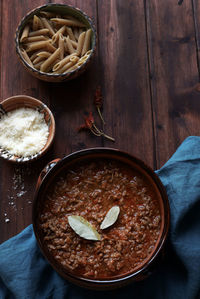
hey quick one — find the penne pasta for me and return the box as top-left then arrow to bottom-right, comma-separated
29,28 -> 49,37
36,51 -> 52,58
30,50 -> 44,61
66,26 -> 76,41
46,41 -> 57,52
40,48 -> 60,72
63,38 -> 69,53
66,65 -> 77,73
23,35 -> 48,43
71,40 -> 78,48
41,17 -> 55,36
34,60 -> 46,70
51,18 -> 86,28
26,41 -> 51,52
33,15 -> 43,31
81,29 -> 92,56
76,31 -> 86,56
51,25 -> 66,44
51,33 -> 59,45
20,25 -> 30,42
54,56 -> 79,74
85,49 -> 92,56
20,48 -> 33,67
63,38 -> 77,51
53,53 -> 77,71
67,58 -> 85,72
33,55 -> 47,65
65,36 -> 75,54
73,27 -> 80,41
58,33 -> 65,60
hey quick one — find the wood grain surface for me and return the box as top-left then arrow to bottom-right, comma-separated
0,0 -> 200,243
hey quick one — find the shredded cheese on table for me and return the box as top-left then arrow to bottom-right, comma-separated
0,107 -> 49,157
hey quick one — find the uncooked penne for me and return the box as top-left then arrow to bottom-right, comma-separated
33,55 -> 47,65
20,48 -> 33,67
33,15 -> 43,31
34,60 -> 45,70
65,36 -> 75,54
51,18 -> 86,28
54,56 -> 79,74
46,41 -> 57,52
67,59 -> 84,72
41,17 -> 55,36
23,36 -> 48,43
77,56 -> 89,67
76,31 -> 85,56
20,25 -> 30,42
63,38 -> 77,51
58,33 -> 65,60
66,26 -> 76,41
85,49 -> 92,56
81,29 -> 92,56
40,48 -> 60,72
29,29 -> 49,37
53,53 -> 78,71
37,51 -> 52,58
71,40 -> 78,48
73,27 -> 80,41
30,50 -> 44,61
26,41 -> 50,52
52,25 -> 66,44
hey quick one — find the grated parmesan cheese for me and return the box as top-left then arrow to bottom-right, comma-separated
0,107 -> 49,157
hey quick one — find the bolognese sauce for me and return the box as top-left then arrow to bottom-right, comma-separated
39,159 -> 161,279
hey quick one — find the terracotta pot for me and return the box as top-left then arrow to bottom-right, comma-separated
33,148 -> 170,290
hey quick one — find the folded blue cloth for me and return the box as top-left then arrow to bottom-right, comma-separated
1,136 -> 200,299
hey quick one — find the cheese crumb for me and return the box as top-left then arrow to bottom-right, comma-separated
0,107 -> 49,157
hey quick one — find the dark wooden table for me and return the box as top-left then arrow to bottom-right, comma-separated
0,0 -> 200,243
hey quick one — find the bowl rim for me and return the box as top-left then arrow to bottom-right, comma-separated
15,3 -> 97,80
0,95 -> 55,163
33,147 -> 170,287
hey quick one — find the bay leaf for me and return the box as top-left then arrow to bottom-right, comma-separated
100,206 -> 120,230
68,215 -> 101,241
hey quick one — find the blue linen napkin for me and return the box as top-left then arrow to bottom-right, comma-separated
0,136 -> 200,299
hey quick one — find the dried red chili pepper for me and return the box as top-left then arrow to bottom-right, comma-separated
78,112 -> 115,142
94,86 -> 105,124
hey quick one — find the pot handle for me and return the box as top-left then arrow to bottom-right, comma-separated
36,158 -> 60,191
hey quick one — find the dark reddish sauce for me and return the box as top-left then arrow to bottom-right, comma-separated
39,159 -> 161,280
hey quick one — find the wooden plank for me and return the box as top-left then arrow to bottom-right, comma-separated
97,1 -> 155,167
145,0 -> 200,168
192,0 -> 200,74
0,0 -> 99,243
0,0 -> 52,243
0,0 -> 51,102
43,0 -> 101,155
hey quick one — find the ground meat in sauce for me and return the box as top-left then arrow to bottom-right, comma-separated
39,159 -> 161,279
